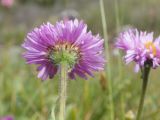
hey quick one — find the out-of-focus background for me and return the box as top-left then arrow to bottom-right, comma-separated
0,0 -> 160,120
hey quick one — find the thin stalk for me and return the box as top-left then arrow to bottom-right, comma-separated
114,0 -> 120,33
136,64 -> 150,120
59,62 -> 68,120
114,0 -> 123,79
120,93 -> 125,120
99,0 -> 114,120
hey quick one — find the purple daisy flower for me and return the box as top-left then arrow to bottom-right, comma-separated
115,28 -> 160,72
22,19 -> 105,80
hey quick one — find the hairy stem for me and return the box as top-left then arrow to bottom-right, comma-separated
136,64 -> 150,120
59,62 -> 68,120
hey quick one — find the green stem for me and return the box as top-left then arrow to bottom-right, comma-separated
114,0 -> 120,33
99,0 -> 114,120
136,64 -> 150,120
114,0 -> 123,79
59,62 -> 68,120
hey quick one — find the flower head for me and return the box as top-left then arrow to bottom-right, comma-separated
22,19 -> 105,80
115,28 -> 160,72
0,0 -> 14,8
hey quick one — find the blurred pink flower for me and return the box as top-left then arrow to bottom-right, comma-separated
0,116 -> 14,120
0,0 -> 14,8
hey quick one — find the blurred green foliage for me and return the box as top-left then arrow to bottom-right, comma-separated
19,0 -> 56,6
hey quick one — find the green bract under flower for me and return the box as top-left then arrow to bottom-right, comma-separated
49,43 -> 79,68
